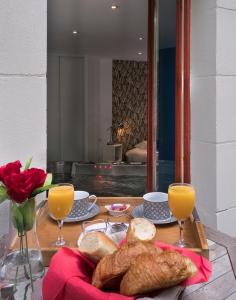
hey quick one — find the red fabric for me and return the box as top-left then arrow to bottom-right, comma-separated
42,248 -> 133,300
42,243 -> 212,300
153,241 -> 212,286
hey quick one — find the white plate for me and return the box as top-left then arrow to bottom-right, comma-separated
77,222 -> 128,247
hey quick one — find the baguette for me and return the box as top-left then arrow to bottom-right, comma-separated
78,231 -> 117,263
127,218 -> 156,243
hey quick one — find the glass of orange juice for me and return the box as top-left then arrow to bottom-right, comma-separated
48,183 -> 74,246
168,183 -> 195,248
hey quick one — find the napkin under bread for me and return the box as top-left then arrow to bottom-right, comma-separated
138,286 -> 184,300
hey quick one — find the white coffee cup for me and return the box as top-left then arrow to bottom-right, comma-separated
143,192 -> 171,221
71,191 -> 97,217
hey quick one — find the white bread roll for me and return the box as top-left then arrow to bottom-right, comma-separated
127,218 -> 156,243
78,231 -> 118,263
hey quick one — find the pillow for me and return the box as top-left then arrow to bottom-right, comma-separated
134,140 -> 147,150
125,148 -> 147,163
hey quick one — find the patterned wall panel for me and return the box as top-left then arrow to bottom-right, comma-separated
112,60 -> 147,156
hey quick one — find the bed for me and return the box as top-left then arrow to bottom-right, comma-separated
125,141 -> 159,163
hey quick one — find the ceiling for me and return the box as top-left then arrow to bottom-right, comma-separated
48,0 -> 176,60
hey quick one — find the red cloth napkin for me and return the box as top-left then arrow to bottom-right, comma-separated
153,241 -> 212,286
42,244 -> 212,300
42,247 -> 133,300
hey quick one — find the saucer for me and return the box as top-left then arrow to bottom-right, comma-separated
65,203 -> 100,222
131,204 -> 177,225
49,204 -> 100,223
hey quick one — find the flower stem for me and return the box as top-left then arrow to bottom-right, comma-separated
13,234 -> 23,292
20,232 -> 30,281
25,232 -> 34,292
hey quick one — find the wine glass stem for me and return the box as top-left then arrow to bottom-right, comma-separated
178,220 -> 185,244
57,220 -> 64,244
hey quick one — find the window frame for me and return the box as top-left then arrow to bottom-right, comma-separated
147,0 -> 191,190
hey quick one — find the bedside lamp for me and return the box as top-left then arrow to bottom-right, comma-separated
117,123 -> 124,140
107,122 -> 124,145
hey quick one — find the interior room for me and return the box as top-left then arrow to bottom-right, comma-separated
47,0 -> 176,196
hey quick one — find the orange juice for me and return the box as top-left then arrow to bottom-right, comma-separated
48,185 -> 74,220
168,185 -> 195,220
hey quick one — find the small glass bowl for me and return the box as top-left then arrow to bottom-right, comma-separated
82,219 -> 107,235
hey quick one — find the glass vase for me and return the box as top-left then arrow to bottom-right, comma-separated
0,198 -> 44,290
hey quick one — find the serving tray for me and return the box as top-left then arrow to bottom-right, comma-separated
12,197 -> 209,266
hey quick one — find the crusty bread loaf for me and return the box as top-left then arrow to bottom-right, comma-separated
92,241 -> 162,289
120,250 -> 197,296
78,232 -> 117,263
127,218 -> 156,243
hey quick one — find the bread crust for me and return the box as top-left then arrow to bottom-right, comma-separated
120,250 -> 197,296
92,241 -> 162,289
126,218 -> 156,243
78,232 -> 118,263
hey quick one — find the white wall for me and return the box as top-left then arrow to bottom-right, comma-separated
0,0 -> 47,236
215,1 -> 236,236
47,55 -> 60,162
47,54 -> 112,163
191,0 -> 217,228
0,0 -> 47,167
191,0 -> 236,236
85,57 -> 112,162
47,54 -> 85,162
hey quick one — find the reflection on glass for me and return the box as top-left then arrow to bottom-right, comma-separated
156,0 -> 176,192
47,0 -> 149,196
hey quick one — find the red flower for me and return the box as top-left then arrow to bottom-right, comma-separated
24,168 -> 47,190
3,168 -> 47,203
0,160 -> 21,184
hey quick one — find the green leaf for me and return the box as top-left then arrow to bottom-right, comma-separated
12,203 -> 24,235
20,198 -> 35,231
31,184 -> 57,197
24,157 -> 33,170
0,186 -> 8,204
43,173 -> 52,187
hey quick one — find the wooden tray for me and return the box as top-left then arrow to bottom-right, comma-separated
18,197 -> 209,266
